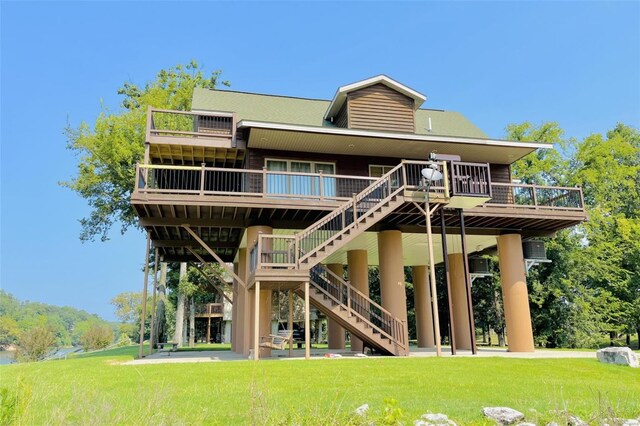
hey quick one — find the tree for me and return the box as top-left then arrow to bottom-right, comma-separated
111,291 -> 152,341
16,325 -> 56,362
79,324 -> 114,351
62,61 -> 229,241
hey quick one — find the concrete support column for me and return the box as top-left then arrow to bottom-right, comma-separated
245,226 -> 273,357
497,234 -> 535,352
412,265 -> 434,348
448,254 -> 473,350
377,231 -> 409,347
347,250 -> 369,352
326,263 -> 346,350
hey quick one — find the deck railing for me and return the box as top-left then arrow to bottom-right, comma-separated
134,164 -> 377,201
485,183 -> 584,210
195,303 -> 224,316
146,107 -> 236,142
450,162 -> 492,197
248,160 -> 448,271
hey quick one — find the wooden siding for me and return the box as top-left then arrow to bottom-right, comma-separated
247,149 -> 399,177
334,103 -> 349,128
489,164 -> 511,183
347,84 -> 415,133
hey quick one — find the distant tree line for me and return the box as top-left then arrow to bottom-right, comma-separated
0,290 -> 116,361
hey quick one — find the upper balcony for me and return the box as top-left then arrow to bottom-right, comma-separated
145,108 -> 243,164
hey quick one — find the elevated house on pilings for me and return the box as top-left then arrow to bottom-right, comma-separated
132,75 -> 587,359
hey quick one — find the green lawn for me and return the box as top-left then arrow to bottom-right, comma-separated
1,346 -> 638,425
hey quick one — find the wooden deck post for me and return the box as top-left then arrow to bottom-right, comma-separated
288,289 -> 293,358
425,203 -> 442,357
149,248 -> 159,355
254,281 -> 260,360
138,232 -> 151,359
304,281 -> 310,360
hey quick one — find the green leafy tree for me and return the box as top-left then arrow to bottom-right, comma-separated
16,325 -> 56,362
62,61 -> 229,241
79,324 -> 114,351
111,291 -> 152,341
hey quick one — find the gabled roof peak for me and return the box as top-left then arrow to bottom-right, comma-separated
324,75 -> 427,120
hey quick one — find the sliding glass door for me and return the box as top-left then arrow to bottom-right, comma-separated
265,159 -> 335,199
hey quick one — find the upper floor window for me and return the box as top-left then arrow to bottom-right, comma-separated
265,159 -> 336,198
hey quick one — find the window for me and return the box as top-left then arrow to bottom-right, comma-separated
265,159 -> 336,198
369,165 -> 395,178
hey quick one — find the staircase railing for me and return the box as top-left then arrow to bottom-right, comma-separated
309,264 -> 407,354
249,160 -> 448,272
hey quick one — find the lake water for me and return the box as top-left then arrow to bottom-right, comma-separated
0,351 -> 16,365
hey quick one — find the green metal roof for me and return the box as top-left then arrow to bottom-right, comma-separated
192,88 -> 488,138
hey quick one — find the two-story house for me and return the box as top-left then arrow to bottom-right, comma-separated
132,75 -> 586,359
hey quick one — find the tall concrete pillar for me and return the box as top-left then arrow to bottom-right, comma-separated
245,226 -> 273,357
377,231 -> 409,347
347,250 -> 369,352
412,265 -> 435,348
326,263 -> 345,350
497,234 -> 535,352
448,253 -> 473,350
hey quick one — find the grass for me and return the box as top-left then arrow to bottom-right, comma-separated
1,346 -> 639,425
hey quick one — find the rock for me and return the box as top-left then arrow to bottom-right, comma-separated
545,423 -> 559,426
567,415 -> 587,426
596,347 -> 639,368
623,420 -> 640,426
418,413 -> 457,425
482,407 -> 525,425
354,403 -> 369,416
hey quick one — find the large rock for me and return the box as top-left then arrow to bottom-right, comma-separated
415,413 -> 457,425
596,347 -> 639,368
482,407 -> 525,425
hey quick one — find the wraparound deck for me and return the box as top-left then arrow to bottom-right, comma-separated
131,160 -> 586,262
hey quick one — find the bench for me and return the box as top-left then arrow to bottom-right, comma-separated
157,342 -> 178,356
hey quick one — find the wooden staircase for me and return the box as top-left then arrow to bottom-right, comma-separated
250,160 -> 448,356
297,264 -> 408,355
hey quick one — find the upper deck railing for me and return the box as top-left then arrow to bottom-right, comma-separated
134,164 -> 377,202
146,107 -> 236,143
482,182 -> 584,211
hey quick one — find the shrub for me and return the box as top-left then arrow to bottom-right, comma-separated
79,324 -> 114,351
115,333 -> 132,347
16,326 -> 56,362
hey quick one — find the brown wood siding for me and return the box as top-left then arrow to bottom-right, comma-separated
247,148 -> 399,176
489,164 -> 511,183
347,84 -> 415,133
334,103 -> 348,128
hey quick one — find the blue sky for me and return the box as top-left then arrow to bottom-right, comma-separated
1,1 -> 639,321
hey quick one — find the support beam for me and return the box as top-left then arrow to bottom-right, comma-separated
459,209 -> 477,355
425,205 -> 442,356
253,281 -> 260,360
412,265 -> 434,348
440,209 -> 456,355
138,232 -> 151,359
304,281 -> 310,360
449,254 -> 473,350
497,234 -> 535,352
378,230 -> 409,351
190,261 -> 233,304
288,289 -> 294,358
182,225 -> 246,288
149,248 -> 159,354
347,250 -> 369,352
